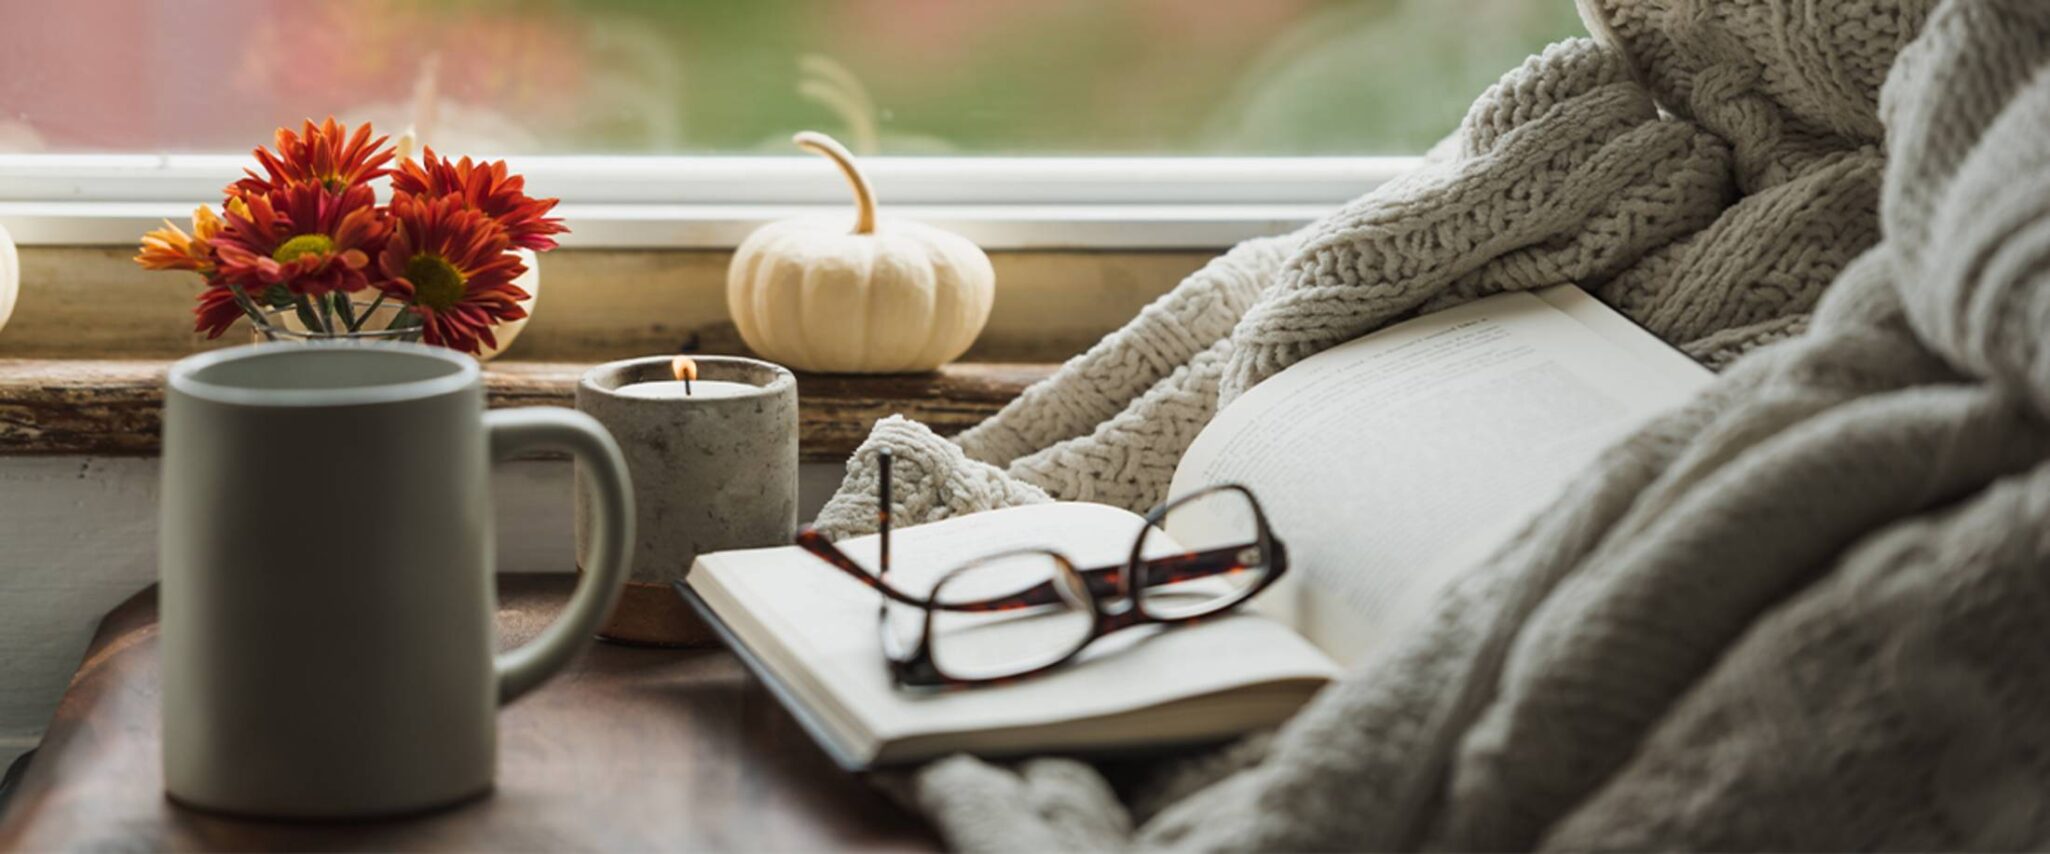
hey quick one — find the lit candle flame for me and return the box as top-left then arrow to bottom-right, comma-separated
672,356 -> 697,395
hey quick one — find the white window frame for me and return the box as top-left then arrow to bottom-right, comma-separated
0,154 -> 1415,250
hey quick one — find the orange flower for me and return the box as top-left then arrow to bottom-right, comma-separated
391,149 -> 567,250
377,194 -> 529,355
135,206 -> 225,275
232,117 -> 395,196
213,183 -> 386,297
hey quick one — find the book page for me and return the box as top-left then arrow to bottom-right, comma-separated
1170,286 -> 1710,665
1535,285 -> 1710,378
691,502 -> 1337,760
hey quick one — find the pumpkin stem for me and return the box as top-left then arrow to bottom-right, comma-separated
794,131 -> 877,235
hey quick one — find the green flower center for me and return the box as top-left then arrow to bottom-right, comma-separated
271,233 -> 336,264
406,253 -> 467,309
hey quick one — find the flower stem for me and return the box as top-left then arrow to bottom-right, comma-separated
387,309 -> 422,332
228,285 -> 270,339
351,293 -> 387,333
331,293 -> 357,332
315,295 -> 337,334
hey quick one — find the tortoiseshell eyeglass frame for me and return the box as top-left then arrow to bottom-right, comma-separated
792,448 -> 1288,689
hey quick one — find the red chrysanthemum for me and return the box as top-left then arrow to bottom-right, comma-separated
390,148 -> 567,251
212,182 -> 386,297
232,117 -> 395,197
193,285 -> 249,339
377,194 -> 529,355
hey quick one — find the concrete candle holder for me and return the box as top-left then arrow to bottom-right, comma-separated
575,355 -> 798,646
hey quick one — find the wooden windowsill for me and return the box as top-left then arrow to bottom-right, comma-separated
0,359 -> 1054,461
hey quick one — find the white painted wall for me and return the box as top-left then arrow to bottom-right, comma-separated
0,456 -> 848,771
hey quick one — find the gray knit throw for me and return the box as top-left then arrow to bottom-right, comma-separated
814,0 -> 2050,848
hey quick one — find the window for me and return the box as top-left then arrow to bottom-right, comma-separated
0,1 -> 1584,247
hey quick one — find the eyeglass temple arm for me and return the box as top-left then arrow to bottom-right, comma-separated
1117,539 -> 1279,588
946,540 -> 1276,613
793,527 -> 932,608
803,452 -> 1279,614
878,447 -> 891,576
793,530 -> 1282,614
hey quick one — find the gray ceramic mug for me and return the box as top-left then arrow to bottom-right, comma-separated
159,342 -> 634,818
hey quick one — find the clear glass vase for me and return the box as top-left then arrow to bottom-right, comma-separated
249,299 -> 421,345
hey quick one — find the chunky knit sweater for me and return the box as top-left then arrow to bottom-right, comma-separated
815,0 -> 2050,849
814,0 -> 1892,533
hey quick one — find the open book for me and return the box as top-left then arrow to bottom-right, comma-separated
680,285 -> 1711,769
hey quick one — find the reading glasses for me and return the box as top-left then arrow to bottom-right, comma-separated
793,447 -> 1289,689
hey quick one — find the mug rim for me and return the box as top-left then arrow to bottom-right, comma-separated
168,341 -> 480,408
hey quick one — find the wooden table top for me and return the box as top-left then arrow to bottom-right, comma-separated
0,575 -> 939,852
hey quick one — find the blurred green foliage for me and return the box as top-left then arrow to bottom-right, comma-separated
0,1 -> 1583,154
410,0 -> 1585,155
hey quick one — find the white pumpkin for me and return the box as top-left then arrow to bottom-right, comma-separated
0,222 -> 17,338
727,132 -> 994,374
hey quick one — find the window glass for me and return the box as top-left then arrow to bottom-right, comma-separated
0,0 -> 1584,155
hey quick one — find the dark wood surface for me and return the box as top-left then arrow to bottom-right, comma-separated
0,576 -> 940,852
0,359 -> 1054,461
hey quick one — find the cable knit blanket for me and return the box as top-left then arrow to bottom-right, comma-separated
811,0 -> 2050,848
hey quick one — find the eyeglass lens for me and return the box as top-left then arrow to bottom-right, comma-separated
1133,487 -> 1271,620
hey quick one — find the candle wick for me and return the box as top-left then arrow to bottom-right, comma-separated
685,376 -> 693,396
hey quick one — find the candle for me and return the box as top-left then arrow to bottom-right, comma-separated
614,379 -> 759,399
613,355 -> 762,399
575,354 -> 799,647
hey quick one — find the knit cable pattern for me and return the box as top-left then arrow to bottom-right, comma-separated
816,0 -> 1899,538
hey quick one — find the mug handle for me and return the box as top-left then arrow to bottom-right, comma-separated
483,407 -> 636,705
